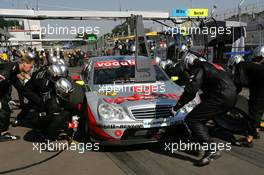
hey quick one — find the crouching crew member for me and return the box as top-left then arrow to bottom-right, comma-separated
0,54 -> 34,142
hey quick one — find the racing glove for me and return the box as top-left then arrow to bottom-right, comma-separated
173,102 -> 183,112
0,74 -> 6,82
171,102 -> 183,116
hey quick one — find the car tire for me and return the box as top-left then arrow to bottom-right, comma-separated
214,107 -> 248,133
78,100 -> 91,142
214,95 -> 249,133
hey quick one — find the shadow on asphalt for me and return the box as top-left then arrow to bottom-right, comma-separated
98,124 -> 247,165
23,130 -> 46,143
15,114 -> 244,159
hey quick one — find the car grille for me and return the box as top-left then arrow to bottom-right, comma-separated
131,105 -> 172,119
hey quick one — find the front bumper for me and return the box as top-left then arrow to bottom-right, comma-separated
90,127 -> 165,145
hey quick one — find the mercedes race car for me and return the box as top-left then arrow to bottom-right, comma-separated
73,56 -> 200,145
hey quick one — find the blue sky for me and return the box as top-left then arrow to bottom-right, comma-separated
0,0 -> 258,38
0,0 -> 258,11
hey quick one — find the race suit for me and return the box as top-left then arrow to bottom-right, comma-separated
0,62 -> 20,132
174,60 -> 237,146
17,67 -> 50,119
19,67 -> 77,139
234,62 -> 264,137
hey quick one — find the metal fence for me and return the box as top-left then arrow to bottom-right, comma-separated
214,1 -> 264,20
213,1 -> 264,47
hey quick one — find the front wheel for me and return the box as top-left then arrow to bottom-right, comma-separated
76,101 -> 91,142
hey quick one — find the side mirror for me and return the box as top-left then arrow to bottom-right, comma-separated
75,80 -> 85,86
170,76 -> 179,82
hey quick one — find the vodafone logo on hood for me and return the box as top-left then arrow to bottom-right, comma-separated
94,59 -> 156,69
95,60 -> 135,68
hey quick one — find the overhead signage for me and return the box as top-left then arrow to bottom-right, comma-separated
172,8 -> 188,17
171,8 -> 209,17
188,8 -> 209,17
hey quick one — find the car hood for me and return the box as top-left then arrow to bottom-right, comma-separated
89,81 -> 183,108
84,81 -> 200,125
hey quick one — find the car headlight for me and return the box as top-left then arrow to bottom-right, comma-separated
98,102 -> 127,121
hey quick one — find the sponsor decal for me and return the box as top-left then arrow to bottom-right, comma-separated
172,9 -> 188,17
98,91 -> 118,97
94,60 -> 156,69
99,124 -> 143,129
95,60 -> 135,68
211,63 -> 225,71
68,121 -> 78,129
103,93 -> 181,104
188,8 -> 208,17
142,116 -> 184,128
171,8 -> 209,17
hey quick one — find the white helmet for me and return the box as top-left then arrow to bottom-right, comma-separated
183,52 -> 198,69
180,44 -> 188,53
48,56 -> 59,65
26,52 -> 36,61
59,64 -> 69,77
55,78 -> 74,100
57,58 -> 67,66
253,46 -> 264,58
160,59 -> 173,69
227,55 -> 244,69
131,45 -> 136,53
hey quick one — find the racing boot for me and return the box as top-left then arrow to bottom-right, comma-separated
12,103 -> 32,127
187,121 -> 221,166
11,120 -> 19,127
0,131 -> 20,142
235,137 -> 253,148
194,150 -> 221,167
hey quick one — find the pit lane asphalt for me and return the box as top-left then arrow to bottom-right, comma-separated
0,66 -> 264,175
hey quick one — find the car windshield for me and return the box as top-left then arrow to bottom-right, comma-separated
93,62 -> 168,84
